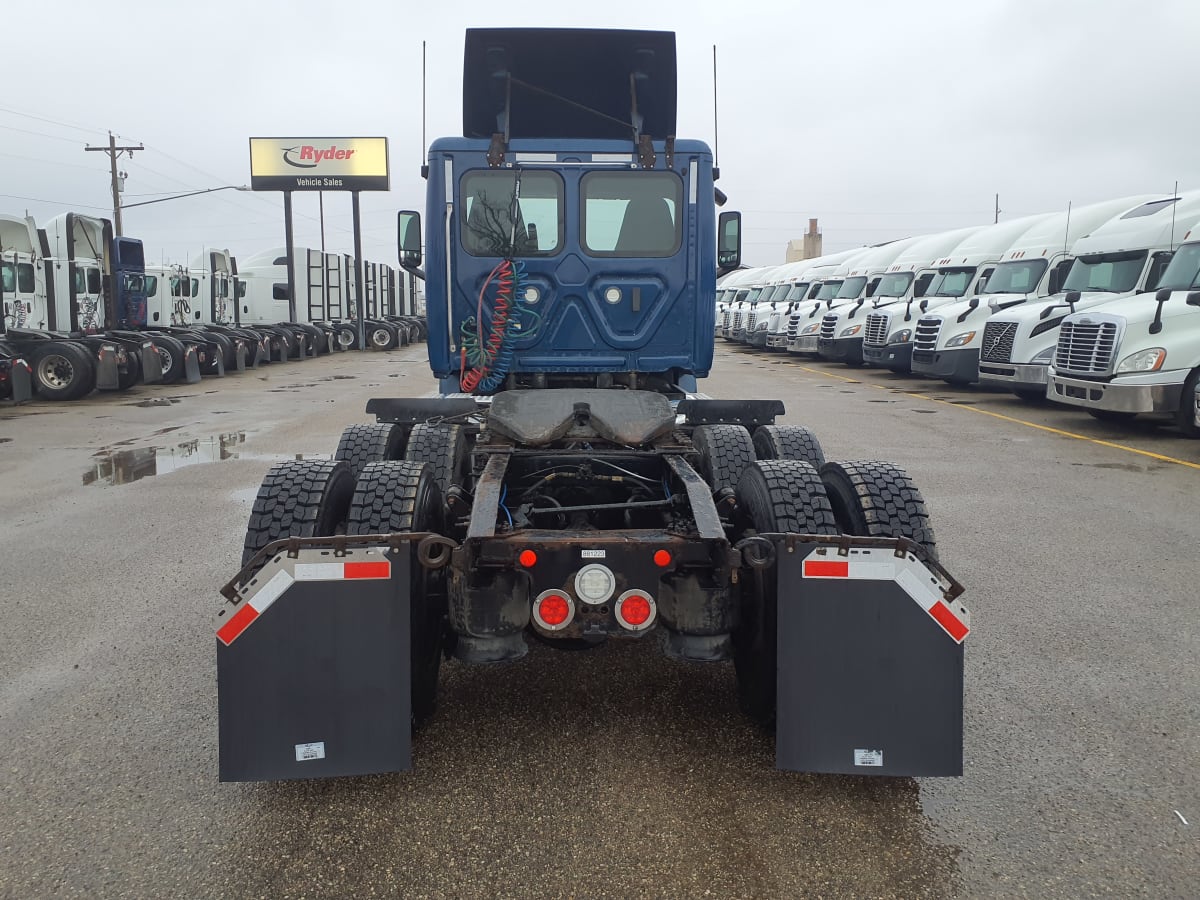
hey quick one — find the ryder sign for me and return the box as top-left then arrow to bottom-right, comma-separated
249,137 -> 389,191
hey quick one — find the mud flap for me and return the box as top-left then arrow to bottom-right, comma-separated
217,547 -> 411,781
95,346 -> 120,390
183,345 -> 203,383
774,543 -> 967,777
8,359 -> 32,403
234,342 -> 247,372
140,341 -> 164,384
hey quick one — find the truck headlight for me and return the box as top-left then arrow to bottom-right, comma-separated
800,322 -> 821,335
839,324 -> 862,337
1031,346 -> 1055,363
945,331 -> 977,348
1115,348 -> 1166,373
756,320 -> 769,331
889,329 -> 911,343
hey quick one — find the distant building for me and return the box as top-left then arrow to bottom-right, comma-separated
786,218 -> 822,262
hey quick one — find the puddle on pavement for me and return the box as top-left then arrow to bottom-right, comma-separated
83,432 -> 314,486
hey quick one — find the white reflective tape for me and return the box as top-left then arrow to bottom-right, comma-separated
896,566 -> 940,612
513,152 -> 557,162
294,562 -> 345,581
248,569 -> 294,614
847,560 -> 895,581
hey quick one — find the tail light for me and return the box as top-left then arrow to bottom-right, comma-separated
614,591 -> 656,632
532,590 -> 574,632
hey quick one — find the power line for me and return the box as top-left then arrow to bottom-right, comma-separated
0,192 -> 111,211
0,123 -> 88,145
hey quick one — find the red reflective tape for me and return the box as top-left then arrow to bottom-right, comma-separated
929,600 -> 969,642
344,560 -> 390,580
804,559 -> 849,578
216,603 -> 259,646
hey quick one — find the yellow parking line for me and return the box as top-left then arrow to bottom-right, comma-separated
789,363 -> 1200,472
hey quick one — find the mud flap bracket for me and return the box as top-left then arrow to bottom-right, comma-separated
217,546 -> 412,781
774,541 -> 966,777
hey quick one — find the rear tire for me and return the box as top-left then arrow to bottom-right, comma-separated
733,460 -> 838,725
334,422 -> 408,479
368,324 -> 398,350
404,423 -> 469,495
820,460 -> 938,562
241,459 -> 355,568
31,342 -> 95,401
116,349 -> 141,390
752,424 -> 825,467
334,323 -> 358,351
692,424 -> 755,495
150,335 -> 187,383
348,461 -> 446,726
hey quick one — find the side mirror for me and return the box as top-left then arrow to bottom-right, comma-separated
717,211 -> 741,275
1186,291 -> 1200,307
397,210 -> 423,269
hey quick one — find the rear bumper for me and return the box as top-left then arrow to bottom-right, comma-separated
1047,370 -> 1184,414
977,362 -> 1049,390
817,336 -> 864,364
911,347 -> 979,383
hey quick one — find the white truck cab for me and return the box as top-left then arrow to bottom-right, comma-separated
749,259 -> 815,350
815,235 -> 932,365
786,247 -> 875,354
859,225 -> 986,372
763,259 -> 821,350
1048,228 -> 1200,436
979,194 -> 1200,398
0,215 -> 48,330
718,266 -> 760,340
730,265 -> 785,343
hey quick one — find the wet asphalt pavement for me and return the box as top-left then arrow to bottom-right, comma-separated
0,343 -> 1196,898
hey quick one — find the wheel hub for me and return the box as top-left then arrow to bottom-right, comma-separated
37,354 -> 75,388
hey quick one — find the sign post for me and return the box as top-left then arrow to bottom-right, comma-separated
248,138 -> 390,342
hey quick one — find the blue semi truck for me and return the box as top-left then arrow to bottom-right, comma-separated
217,28 -> 969,782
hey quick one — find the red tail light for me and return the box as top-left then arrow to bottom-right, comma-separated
532,590 -> 574,631
614,591 -> 656,631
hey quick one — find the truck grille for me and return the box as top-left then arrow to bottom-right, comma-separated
1054,320 -> 1118,374
721,308 -> 731,330
732,310 -> 744,331
864,312 -> 890,346
981,321 -> 1018,364
819,314 -> 838,340
747,310 -> 758,332
914,317 -> 942,352
787,314 -> 801,340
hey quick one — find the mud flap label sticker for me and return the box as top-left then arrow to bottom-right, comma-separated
854,749 -> 884,767
295,741 -> 326,762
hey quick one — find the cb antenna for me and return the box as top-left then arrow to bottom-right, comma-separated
1169,180 -> 1179,252
712,45 -> 720,177
420,40 -> 429,179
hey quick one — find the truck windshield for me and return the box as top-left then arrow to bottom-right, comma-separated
815,280 -> 843,301
785,281 -> 811,301
582,171 -> 681,257
1153,242 -> 1200,291
461,169 -> 563,257
982,259 -> 1047,294
1062,251 -> 1146,293
874,271 -> 913,298
835,276 -> 868,299
924,267 -> 976,297
746,288 -> 764,303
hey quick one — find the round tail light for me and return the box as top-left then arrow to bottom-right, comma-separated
614,591 -> 656,632
532,590 -> 574,632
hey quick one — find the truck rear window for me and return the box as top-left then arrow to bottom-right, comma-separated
461,170 -> 563,257
582,171 -> 682,257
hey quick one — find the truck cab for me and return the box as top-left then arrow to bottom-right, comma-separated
979,194 -> 1200,398
785,248 -> 874,355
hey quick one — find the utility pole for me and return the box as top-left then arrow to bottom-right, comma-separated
85,131 -> 143,236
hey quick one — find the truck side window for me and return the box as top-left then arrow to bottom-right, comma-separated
582,171 -> 682,257
1145,251 -> 1173,291
87,268 -> 102,294
0,263 -> 14,293
914,272 -> 934,297
144,276 -> 158,297
1047,259 -> 1074,295
17,263 -> 35,293
461,169 -> 563,257
191,278 -> 199,298
273,284 -> 290,301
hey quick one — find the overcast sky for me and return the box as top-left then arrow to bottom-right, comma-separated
3,0 -> 1197,269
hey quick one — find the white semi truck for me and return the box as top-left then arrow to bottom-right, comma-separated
911,200 -> 1148,386
814,236 -> 931,365
865,217 -> 1049,375
979,194 -> 1200,399
761,259 -> 820,350
786,248 -> 875,355
747,261 -> 814,349
1047,227 -> 1200,436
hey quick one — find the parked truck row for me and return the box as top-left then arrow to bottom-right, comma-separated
718,192 -> 1200,436
1,212 -> 428,404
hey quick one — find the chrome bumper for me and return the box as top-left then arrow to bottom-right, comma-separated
788,334 -> 820,354
766,333 -> 789,349
977,362 -> 1050,389
1048,370 -> 1184,414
